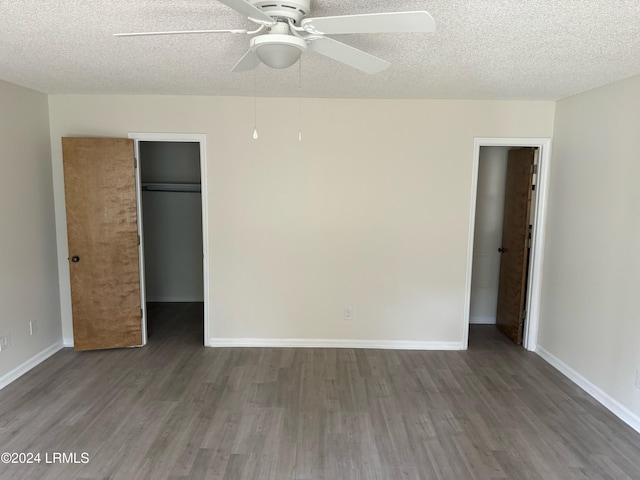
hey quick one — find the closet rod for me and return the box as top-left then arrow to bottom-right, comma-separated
142,183 -> 201,193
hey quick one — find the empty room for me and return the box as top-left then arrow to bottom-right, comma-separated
1,1 -> 639,479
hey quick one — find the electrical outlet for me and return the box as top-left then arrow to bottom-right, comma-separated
636,370 -> 640,389
344,307 -> 353,321
29,320 -> 38,335
0,334 -> 11,351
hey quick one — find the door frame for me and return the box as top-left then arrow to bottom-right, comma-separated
129,133 -> 210,347
463,138 -> 552,351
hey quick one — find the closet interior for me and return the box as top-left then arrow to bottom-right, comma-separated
139,141 -> 204,344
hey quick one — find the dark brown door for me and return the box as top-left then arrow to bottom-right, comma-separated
62,137 -> 142,351
495,148 -> 535,344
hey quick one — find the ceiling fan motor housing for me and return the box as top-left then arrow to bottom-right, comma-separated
251,34 -> 307,68
249,0 -> 310,24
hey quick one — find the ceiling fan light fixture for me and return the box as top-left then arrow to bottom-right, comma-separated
251,34 -> 307,69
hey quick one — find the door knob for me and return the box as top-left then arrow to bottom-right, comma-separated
498,248 -> 506,253
71,256 -> 80,263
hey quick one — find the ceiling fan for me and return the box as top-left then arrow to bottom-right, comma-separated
114,0 -> 435,74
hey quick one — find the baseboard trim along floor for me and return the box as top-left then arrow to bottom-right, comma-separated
0,341 -> 63,391
537,345 -> 640,435
209,337 -> 464,350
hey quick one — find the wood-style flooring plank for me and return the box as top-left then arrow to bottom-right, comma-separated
1,305 -> 639,480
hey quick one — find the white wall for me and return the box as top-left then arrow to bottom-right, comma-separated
48,95 -> 554,347
142,193 -> 204,302
0,80 -> 61,383
140,141 -> 201,183
539,74 -> 640,423
140,141 -> 204,302
470,146 -> 509,324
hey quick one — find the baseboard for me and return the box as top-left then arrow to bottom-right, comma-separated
469,316 -> 497,325
536,346 -> 640,435
0,341 -> 64,391
63,337 -> 74,348
209,338 -> 463,350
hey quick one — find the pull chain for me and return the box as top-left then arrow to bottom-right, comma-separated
253,53 -> 258,140
298,58 -> 302,142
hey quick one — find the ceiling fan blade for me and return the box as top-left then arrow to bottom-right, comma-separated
217,0 -> 275,25
232,48 -> 261,72
114,29 -> 247,37
302,11 -> 435,35
308,37 -> 390,74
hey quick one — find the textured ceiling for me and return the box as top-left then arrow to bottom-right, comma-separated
1,0 -> 640,100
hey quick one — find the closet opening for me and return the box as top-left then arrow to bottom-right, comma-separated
131,134 -> 209,347
464,138 -> 551,352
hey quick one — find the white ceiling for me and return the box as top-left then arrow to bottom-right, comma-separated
1,0 -> 640,100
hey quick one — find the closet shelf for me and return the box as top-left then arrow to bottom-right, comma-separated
142,183 -> 201,193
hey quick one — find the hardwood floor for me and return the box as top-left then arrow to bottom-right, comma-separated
1,305 -> 639,479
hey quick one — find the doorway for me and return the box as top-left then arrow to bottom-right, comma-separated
130,133 -> 209,347
463,138 -> 551,351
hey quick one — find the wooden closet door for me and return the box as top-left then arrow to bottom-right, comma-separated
62,137 -> 142,351
495,147 -> 535,344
